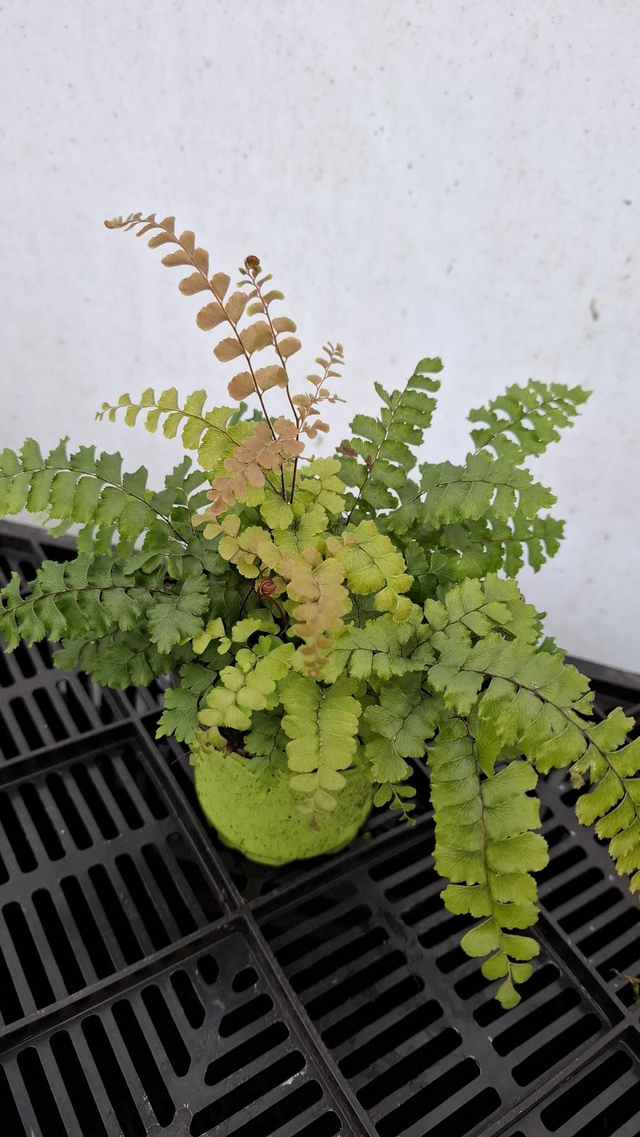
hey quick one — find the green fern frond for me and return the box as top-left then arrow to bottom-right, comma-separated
322,606 -> 434,682
199,639 -> 295,735
424,575 -> 542,646
440,514 -> 565,577
0,439 -> 195,552
364,674 -> 440,817
430,718 -> 547,1009
468,380 -> 591,461
280,675 -> 362,822
387,450 -> 555,537
338,358 -> 442,519
327,519 -> 414,619
570,711 -> 640,891
54,630 -> 180,689
0,554 -> 167,650
0,553 -> 208,659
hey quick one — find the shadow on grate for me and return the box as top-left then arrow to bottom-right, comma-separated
0,925 -> 346,1137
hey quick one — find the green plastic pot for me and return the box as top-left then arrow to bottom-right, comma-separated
193,746 -> 373,866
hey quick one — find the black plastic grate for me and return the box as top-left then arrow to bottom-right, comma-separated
3,519 -> 640,1137
0,732 -> 227,1027
0,923 -> 345,1137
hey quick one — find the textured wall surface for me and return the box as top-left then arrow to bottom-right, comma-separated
1,0 -> 639,668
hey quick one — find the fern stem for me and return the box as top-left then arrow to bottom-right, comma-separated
248,271 -> 300,430
291,347 -> 342,504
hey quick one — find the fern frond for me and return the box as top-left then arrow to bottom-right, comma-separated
327,519 -> 414,619
296,457 -> 346,515
322,606 -> 434,683
280,675 -> 362,822
338,357 -> 442,519
441,514 -> 565,577
96,389 -> 253,473
292,342 -> 345,440
0,439 -> 191,551
279,549 -> 352,677
0,554 -> 172,651
198,640 -> 294,738
105,214 -> 298,429
442,638 -> 640,904
469,380 -> 590,461
201,418 -> 303,521
364,674 -> 440,817
430,718 -> 547,1008
53,630 -> 179,688
387,450 -> 556,538
425,575 -> 542,645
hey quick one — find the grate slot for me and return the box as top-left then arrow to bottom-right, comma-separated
357,1024 -> 462,1108
32,688 -> 70,743
306,949 -> 407,1023
0,1065 -> 28,1137
205,1021 -> 290,1086
219,991 -> 275,1037
540,1048 -> 640,1134
0,791 -> 38,872
87,863 -> 145,967
70,762 -> 119,839
290,925 -> 389,995
17,1047 -> 68,1137
0,707 -> 19,759
8,696 -> 44,751
169,968 -> 206,1029
112,999 -> 176,1127
189,1050 -> 307,1135
338,999 -> 444,1083
32,888 -> 87,995
0,942 -> 24,1024
512,1013 -> 602,1087
323,974 -> 428,1053
49,1030 -> 110,1137
60,875 -> 116,980
541,866 -> 605,912
375,1055 -> 483,1137
19,782 -> 65,861
141,984 -> 192,1077
141,843 -> 199,935
3,901 -> 56,1008
82,1014 -> 146,1137
114,853 -> 172,952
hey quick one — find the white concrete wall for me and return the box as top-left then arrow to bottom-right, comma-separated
1,0 -> 639,669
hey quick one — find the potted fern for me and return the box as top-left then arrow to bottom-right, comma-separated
1,210 -> 637,1012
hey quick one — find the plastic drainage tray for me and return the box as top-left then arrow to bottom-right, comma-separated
2,521 -> 640,1137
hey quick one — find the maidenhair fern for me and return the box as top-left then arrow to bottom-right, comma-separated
1,207 -> 627,1011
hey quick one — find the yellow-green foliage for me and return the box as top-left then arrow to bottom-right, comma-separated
1,209 -> 628,1009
